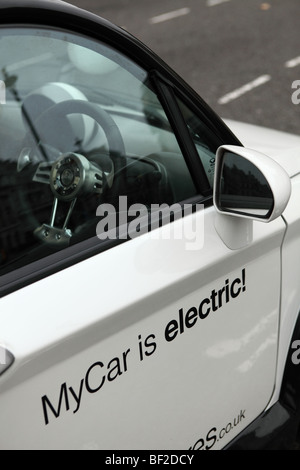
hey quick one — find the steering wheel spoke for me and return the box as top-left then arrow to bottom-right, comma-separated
34,223 -> 73,247
33,161 -> 53,184
34,197 -> 77,247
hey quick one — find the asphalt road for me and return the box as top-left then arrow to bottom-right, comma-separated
67,0 -> 300,136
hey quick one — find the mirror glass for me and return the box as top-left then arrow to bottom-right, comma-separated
217,151 -> 274,218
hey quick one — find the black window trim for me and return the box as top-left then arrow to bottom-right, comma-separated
151,72 -> 212,198
151,71 -> 243,199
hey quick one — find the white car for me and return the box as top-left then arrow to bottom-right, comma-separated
0,0 -> 300,451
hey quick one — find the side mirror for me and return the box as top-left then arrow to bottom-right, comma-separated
213,145 -> 291,223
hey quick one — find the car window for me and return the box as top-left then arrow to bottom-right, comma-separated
0,26 -> 200,277
176,97 -> 219,188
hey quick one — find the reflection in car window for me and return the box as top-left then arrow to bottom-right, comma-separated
0,27 -> 198,276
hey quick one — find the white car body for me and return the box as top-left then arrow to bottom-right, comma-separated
0,0 -> 300,451
226,119 -> 300,177
225,119 -> 300,411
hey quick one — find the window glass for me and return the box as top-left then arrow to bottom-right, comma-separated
0,27 -> 197,276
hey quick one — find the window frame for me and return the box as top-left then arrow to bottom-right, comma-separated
151,71 -> 243,198
0,10 -> 241,297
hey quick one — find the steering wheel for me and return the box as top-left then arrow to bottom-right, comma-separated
19,99 -> 126,246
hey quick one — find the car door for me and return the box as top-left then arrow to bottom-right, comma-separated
0,5 -> 287,450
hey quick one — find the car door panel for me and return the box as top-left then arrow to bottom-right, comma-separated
0,207 -> 285,449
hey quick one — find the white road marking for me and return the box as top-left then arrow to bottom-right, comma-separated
149,8 -> 191,25
207,0 -> 231,6
6,52 -> 53,73
218,74 -> 272,105
285,56 -> 300,69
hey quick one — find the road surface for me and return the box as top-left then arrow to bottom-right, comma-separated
68,0 -> 300,135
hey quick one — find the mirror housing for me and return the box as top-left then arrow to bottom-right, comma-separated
213,145 -> 291,223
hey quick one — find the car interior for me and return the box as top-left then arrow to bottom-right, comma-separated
0,26 -> 216,275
